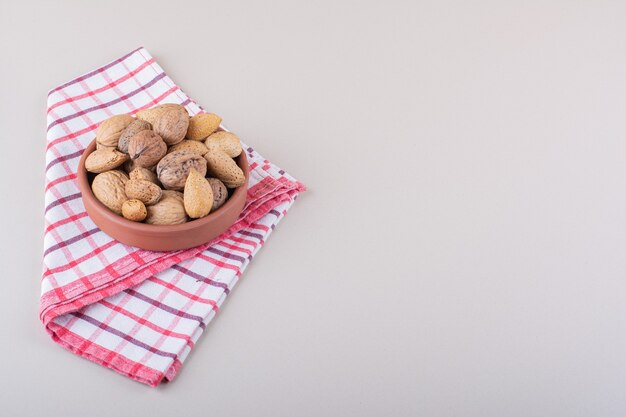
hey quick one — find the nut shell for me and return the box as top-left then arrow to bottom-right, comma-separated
136,103 -> 181,125
184,168 -> 213,218
128,130 -> 167,168
118,119 -> 152,153
207,178 -> 228,211
186,113 -> 221,141
96,114 -> 134,149
168,140 -> 209,156
161,190 -> 184,201
153,105 -> 189,145
157,150 -> 207,191
204,150 -> 245,188
124,160 -> 157,174
129,167 -> 160,185
123,159 -> 135,173
85,148 -> 129,173
125,179 -> 162,206
122,199 -> 147,222
91,170 -> 129,215
205,131 -> 242,157
96,142 -> 116,151
145,192 -> 188,225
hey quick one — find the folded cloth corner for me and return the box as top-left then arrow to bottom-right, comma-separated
41,47 -> 305,386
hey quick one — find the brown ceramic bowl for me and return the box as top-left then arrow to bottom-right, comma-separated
77,139 -> 248,251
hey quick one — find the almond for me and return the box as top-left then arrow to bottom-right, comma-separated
136,103 -> 181,125
85,148 -> 129,173
125,179 -> 162,205
129,167 -> 160,185
186,113 -> 221,141
168,140 -> 209,156
205,131 -> 242,157
204,150 -> 245,188
183,168 -> 213,218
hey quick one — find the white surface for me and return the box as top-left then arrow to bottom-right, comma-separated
2,1 -> 626,416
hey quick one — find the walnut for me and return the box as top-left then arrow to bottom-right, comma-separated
156,150 -> 207,191
128,130 -> 167,168
207,178 -> 228,211
96,114 -> 134,149
122,199 -> 147,222
153,104 -> 189,145
145,191 -> 188,225
118,119 -> 152,154
91,170 -> 129,215
161,190 -> 184,201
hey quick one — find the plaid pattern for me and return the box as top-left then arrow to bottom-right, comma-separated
41,47 -> 305,386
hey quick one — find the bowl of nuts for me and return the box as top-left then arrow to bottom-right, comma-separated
76,104 -> 249,251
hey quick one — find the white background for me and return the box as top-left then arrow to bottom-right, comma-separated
2,1 -> 626,416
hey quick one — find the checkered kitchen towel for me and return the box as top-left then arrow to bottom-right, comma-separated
41,47 -> 305,386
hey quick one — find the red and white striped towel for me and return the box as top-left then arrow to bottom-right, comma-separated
41,47 -> 305,386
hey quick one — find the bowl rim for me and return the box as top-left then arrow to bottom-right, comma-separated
77,139 -> 249,235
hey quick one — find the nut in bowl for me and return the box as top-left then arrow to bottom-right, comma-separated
77,104 -> 249,251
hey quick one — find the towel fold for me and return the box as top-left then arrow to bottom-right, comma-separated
41,47 -> 305,386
